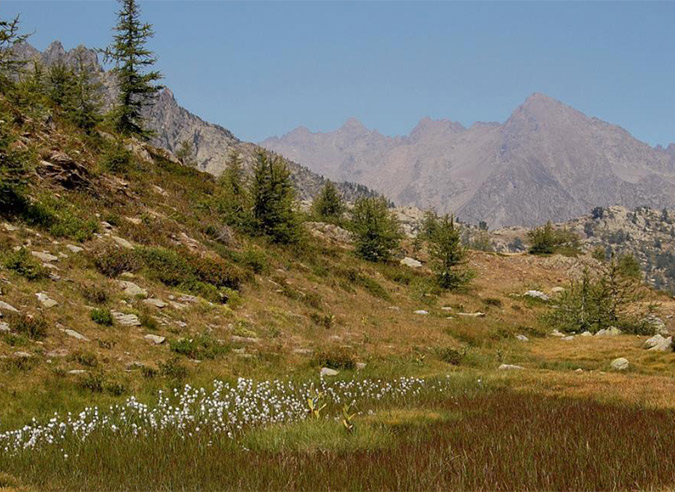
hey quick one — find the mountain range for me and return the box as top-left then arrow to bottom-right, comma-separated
262,94 -> 675,227
14,41 -> 375,202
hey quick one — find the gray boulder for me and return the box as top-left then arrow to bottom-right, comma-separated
610,358 -> 629,371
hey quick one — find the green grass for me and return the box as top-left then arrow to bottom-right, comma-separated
2,388 -> 674,491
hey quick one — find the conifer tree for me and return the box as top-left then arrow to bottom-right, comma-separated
350,196 -> 401,262
250,151 -> 300,244
104,0 -> 162,138
312,181 -> 345,223
217,151 -> 251,230
47,63 -> 76,108
0,15 -> 29,89
422,212 -> 468,289
70,56 -> 103,133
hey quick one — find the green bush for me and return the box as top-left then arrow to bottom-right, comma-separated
169,333 -> 228,360
10,313 -> 48,340
314,346 -> 356,370
69,350 -> 98,367
2,248 -> 48,280
90,244 -> 141,277
239,247 -> 268,274
90,308 -> 113,326
137,247 -> 192,286
49,211 -> 99,242
437,347 -> 464,366
100,141 -> 133,173
528,222 -> 580,256
159,357 -> 188,380
187,254 -> 245,290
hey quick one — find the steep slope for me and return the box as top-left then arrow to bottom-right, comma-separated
262,94 -> 675,227
16,42 -> 374,201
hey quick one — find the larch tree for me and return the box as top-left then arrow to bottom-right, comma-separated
103,0 -> 162,138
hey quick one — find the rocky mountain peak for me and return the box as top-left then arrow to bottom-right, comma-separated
408,117 -> 465,142
339,117 -> 368,134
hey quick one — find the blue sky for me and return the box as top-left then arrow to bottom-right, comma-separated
3,1 -> 675,146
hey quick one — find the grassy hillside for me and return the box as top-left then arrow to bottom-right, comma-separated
1,92 -> 674,491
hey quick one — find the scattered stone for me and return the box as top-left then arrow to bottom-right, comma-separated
643,315 -> 669,336
118,280 -> 147,298
320,367 -> 339,377
231,335 -> 260,344
13,351 -> 32,358
0,301 -> 19,313
458,312 -> 486,318
414,310 -> 429,315
0,321 -> 9,333
67,369 -> 87,375
524,290 -> 550,301
31,251 -> 58,262
232,348 -> 246,354
2,222 -> 18,232
111,311 -> 141,327
574,368 -> 584,373
643,334 -> 673,352
64,329 -> 89,341
36,292 -> 58,308
498,364 -> 524,371
178,295 -> 198,303
551,287 -> 565,294
387,306 -> 401,311
293,348 -> 313,355
562,335 -> 575,341
65,244 -> 84,254
441,306 -> 453,312
111,235 -> 134,250
580,331 -> 593,337
143,298 -> 167,309
596,327 -> 622,337
169,301 -> 189,310
610,357 -> 629,371
144,334 -> 166,345
515,334 -> 529,342
400,257 -> 422,268
101,221 -> 114,230
328,335 -> 342,342
45,349 -> 69,358
356,362 -> 367,370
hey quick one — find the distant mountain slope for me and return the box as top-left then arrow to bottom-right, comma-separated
16,41 -> 375,202
262,94 -> 675,227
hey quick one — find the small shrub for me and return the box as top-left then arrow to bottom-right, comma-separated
80,371 -> 104,393
239,247 -> 268,274
188,254 -> 245,289
437,347 -> 464,366
232,322 -> 258,338
310,312 -> 335,329
81,283 -> 110,305
2,247 -> 48,280
90,244 -> 141,277
139,310 -> 158,330
137,247 -> 192,286
141,365 -> 159,379
90,308 -> 113,326
100,141 -> 133,173
314,346 -> 356,370
169,333 -> 228,360
483,297 -> 503,308
105,379 -> 128,396
69,350 -> 98,367
159,357 -> 188,380
10,313 -> 48,340
50,212 -> 99,242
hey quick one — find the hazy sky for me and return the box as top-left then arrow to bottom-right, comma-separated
3,1 -> 675,146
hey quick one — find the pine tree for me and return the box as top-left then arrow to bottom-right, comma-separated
217,151 -> 251,230
0,15 -> 30,89
350,196 -> 401,262
250,151 -> 300,244
47,63 -> 77,109
422,212 -> 468,289
104,0 -> 162,138
69,55 -> 103,133
312,181 -> 345,223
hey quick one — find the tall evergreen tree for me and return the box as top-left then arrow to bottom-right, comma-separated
250,151 -> 300,244
312,181 -> 345,223
422,212 -> 468,289
217,151 -> 251,230
350,196 -> 401,262
104,0 -> 162,138
0,15 -> 30,89
70,56 -> 103,133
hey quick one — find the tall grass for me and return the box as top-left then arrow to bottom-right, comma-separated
1,377 -> 674,491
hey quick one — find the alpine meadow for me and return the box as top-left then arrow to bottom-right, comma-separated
0,1 -> 674,491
